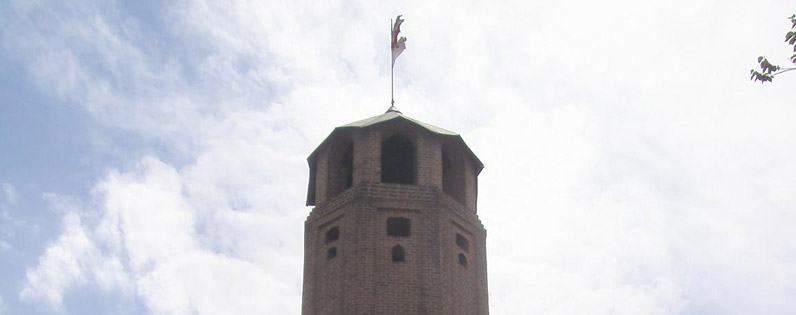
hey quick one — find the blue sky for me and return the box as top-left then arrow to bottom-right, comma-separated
2,0 -> 796,314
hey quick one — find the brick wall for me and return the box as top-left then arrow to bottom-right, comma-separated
302,119 -> 488,315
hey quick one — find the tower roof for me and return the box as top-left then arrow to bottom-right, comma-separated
339,107 -> 458,137
309,109 -> 482,170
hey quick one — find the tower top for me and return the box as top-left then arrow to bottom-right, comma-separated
305,108 -> 484,206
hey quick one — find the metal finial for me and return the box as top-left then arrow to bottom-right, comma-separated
385,104 -> 402,114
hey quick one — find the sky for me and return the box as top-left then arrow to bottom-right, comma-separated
1,0 -> 796,314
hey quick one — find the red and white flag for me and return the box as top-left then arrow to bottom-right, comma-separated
391,15 -> 406,67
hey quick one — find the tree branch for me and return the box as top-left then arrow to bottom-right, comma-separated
773,67 -> 796,76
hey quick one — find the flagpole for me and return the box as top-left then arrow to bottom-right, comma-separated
390,18 -> 394,106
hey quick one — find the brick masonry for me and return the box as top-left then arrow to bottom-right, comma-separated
303,115 -> 488,315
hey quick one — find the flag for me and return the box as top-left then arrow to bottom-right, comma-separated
391,15 -> 407,67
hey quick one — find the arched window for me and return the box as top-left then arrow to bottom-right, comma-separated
325,227 -> 340,244
327,141 -> 354,199
442,149 -> 465,203
455,233 -> 469,252
327,247 -> 337,260
387,217 -> 411,237
342,144 -> 353,189
458,253 -> 468,267
392,245 -> 405,262
381,135 -> 415,184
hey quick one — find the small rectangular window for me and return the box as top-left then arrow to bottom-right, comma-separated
387,217 -> 411,237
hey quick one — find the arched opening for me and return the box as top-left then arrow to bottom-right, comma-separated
325,227 -> 340,244
455,233 -> 469,252
381,135 -> 415,184
327,141 -> 354,199
392,245 -> 405,262
342,144 -> 353,189
458,253 -> 468,267
442,148 -> 465,204
387,217 -> 411,237
327,247 -> 337,260
307,160 -> 317,206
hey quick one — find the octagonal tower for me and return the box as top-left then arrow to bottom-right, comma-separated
302,106 -> 488,315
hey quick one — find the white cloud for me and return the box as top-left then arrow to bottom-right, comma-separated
0,183 -> 28,252
136,251 -> 296,314
21,211 -> 98,308
1,183 -> 16,205
23,155 -> 303,313
4,0 -> 796,314
19,195 -> 132,309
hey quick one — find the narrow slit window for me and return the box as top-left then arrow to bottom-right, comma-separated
342,144 -> 353,189
325,227 -> 340,244
327,247 -> 337,260
387,217 -> 411,237
392,245 -> 405,262
455,233 -> 469,252
458,253 -> 468,267
327,141 -> 353,200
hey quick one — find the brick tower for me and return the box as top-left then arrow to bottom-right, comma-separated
302,106 -> 488,315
